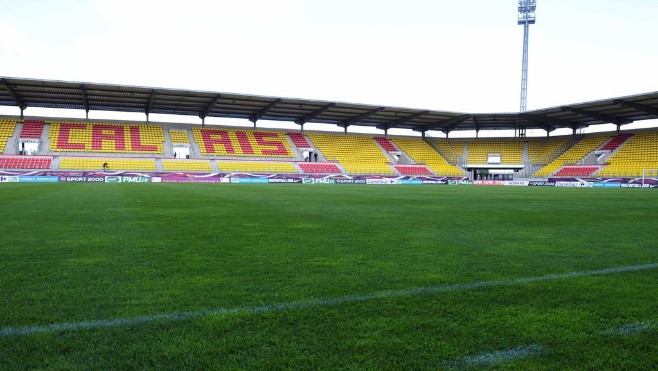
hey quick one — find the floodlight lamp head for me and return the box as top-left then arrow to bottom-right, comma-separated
518,0 -> 536,25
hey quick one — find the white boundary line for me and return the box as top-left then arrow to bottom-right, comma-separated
444,344 -> 543,369
603,320 -> 657,336
1,263 -> 656,337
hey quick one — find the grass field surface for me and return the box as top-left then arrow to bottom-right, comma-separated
1,184 -> 657,369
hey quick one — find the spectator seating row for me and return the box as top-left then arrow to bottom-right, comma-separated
374,137 -> 398,152
162,160 -> 212,172
394,165 -> 432,175
60,157 -> 156,171
49,122 -> 164,154
217,161 -> 297,173
427,138 -> 460,164
600,133 -> 632,151
192,128 -> 293,157
307,133 -> 394,174
0,120 -> 16,153
19,120 -> 45,139
466,140 -> 523,164
288,132 -> 311,148
169,130 -> 190,143
534,135 -> 611,177
298,162 -> 341,173
0,155 -> 52,169
528,137 -> 571,165
393,138 -> 464,176
599,131 -> 658,177
554,166 -> 600,177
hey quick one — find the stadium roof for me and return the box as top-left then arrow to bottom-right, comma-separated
1,76 -> 657,133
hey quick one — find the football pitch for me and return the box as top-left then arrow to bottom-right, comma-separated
1,184 -> 657,369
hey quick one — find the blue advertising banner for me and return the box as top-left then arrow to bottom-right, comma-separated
18,176 -> 59,183
592,182 -> 621,188
400,179 -> 423,185
230,177 -> 269,184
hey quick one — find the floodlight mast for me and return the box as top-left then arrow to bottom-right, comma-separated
518,0 -> 536,112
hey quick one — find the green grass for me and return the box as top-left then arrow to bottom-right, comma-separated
0,184 -> 657,369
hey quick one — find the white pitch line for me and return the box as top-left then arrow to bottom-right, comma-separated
1,263 -> 656,337
444,344 -> 543,369
603,320 -> 657,336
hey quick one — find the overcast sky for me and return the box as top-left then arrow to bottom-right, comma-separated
1,0 -> 656,136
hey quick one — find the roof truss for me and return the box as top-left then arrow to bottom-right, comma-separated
0,78 -> 25,109
200,94 -> 222,119
338,107 -> 385,128
560,106 -> 632,125
612,99 -> 658,116
295,103 -> 335,125
249,99 -> 282,123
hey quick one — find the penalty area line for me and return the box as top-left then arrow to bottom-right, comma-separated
1,262 -> 656,337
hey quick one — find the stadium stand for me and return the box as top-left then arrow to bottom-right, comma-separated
49,122 -> 164,154
60,157 -> 156,170
374,137 -> 398,152
394,165 -> 433,175
534,135 -> 610,177
298,162 -> 342,174
19,120 -> 45,139
529,137 -> 571,165
0,155 -> 52,169
162,160 -> 212,172
427,138 -> 460,164
193,128 -> 293,157
169,130 -> 190,143
288,132 -> 312,149
466,140 -> 523,164
306,133 -> 394,174
598,130 -> 658,177
0,120 -> 16,153
217,161 -> 297,173
554,166 -> 600,177
599,133 -> 632,151
392,137 -> 464,176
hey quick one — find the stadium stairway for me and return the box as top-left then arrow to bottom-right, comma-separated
284,133 -> 306,161
50,155 -> 61,170
592,133 -> 634,164
155,158 -> 164,172
186,129 -> 201,158
39,122 -> 51,154
372,137 -> 405,165
162,129 -> 174,157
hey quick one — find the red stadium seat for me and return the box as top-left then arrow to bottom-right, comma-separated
298,163 -> 341,173
374,137 -> 398,152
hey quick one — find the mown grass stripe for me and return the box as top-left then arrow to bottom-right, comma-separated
444,344 -> 543,369
1,263 -> 656,337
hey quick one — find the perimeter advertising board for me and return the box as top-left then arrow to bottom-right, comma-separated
592,182 -> 621,188
473,180 -> 504,186
336,179 -> 366,184
555,182 -> 592,188
60,176 -> 105,182
366,178 -> 399,185
528,181 -> 555,187
504,181 -> 529,186
18,176 -> 59,183
448,180 -> 472,185
268,178 -> 302,184
230,177 -> 268,184
104,176 -> 150,183
0,176 -> 19,183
